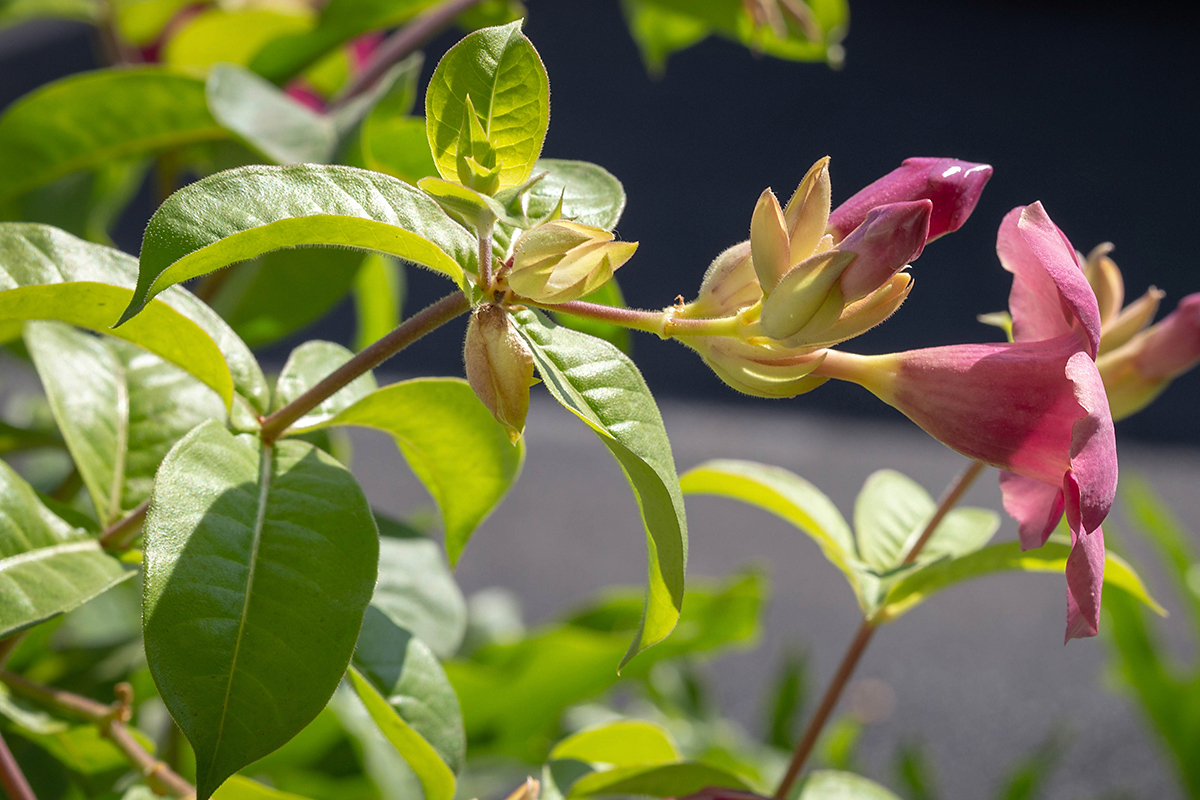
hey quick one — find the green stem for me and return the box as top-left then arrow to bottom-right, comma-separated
98,499 -> 150,552
0,730 -> 37,800
529,299 -> 741,338
259,291 -> 470,443
772,460 -> 985,798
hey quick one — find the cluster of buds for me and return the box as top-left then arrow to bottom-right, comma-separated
670,156 -> 992,397
504,221 -> 638,304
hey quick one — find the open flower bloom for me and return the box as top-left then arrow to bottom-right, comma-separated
675,156 -> 991,397
815,203 -> 1117,640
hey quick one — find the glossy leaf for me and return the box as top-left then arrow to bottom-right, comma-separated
879,536 -> 1166,621
354,254 -> 404,351
0,68 -> 225,201
122,164 -> 476,323
512,309 -> 687,664
550,720 -> 679,765
164,9 -> 314,69
426,20 -> 550,190
0,223 -> 270,414
0,459 -> 130,637
568,762 -> 752,798
293,378 -> 523,565
272,340 -> 378,429
142,419 -> 379,799
207,64 -> 338,165
798,770 -> 902,800
25,322 -> 226,525
372,521 -> 468,659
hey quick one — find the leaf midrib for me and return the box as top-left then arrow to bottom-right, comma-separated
0,540 -> 100,573
105,356 -> 130,526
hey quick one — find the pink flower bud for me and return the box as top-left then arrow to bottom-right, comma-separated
835,200 -> 931,302
1098,293 -> 1200,420
827,157 -> 992,243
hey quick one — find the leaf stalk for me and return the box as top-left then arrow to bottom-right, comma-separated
0,730 -> 37,800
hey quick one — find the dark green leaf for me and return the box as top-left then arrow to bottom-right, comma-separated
371,524 -> 468,659
0,459 -> 129,637
293,378 -> 523,565
25,321 -> 225,525
207,64 -> 338,164
142,419 -> 379,799
272,340 -> 378,429
520,159 -> 627,230
765,648 -> 807,750
425,20 -> 550,190
121,164 -> 477,324
3,159 -> 148,246
511,309 -> 687,666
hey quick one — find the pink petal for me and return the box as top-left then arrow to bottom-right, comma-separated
836,200 -> 932,302
998,471 -> 1064,550
828,157 -> 992,243
1064,525 -> 1105,642
1065,352 -> 1117,534
997,203 -> 1102,357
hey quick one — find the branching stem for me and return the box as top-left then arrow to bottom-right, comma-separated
773,459 -> 986,798
526,299 -> 741,338
259,291 -> 470,443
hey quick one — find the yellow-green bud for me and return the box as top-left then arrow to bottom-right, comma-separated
464,304 -> 534,444
507,221 -> 637,304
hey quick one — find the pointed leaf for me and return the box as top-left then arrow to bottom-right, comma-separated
426,20 -> 550,190
510,309 -> 687,665
551,720 -> 679,766
142,419 -> 379,799
567,762 -> 752,798
372,524 -> 468,659
121,164 -> 476,323
0,459 -> 130,637
271,340 -> 378,429
0,223 -> 270,414
212,775 -> 314,800
0,68 -> 226,201
293,378 -> 523,565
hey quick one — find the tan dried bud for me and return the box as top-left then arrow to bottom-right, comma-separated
464,304 -> 534,444
502,778 -> 540,800
507,221 -> 637,304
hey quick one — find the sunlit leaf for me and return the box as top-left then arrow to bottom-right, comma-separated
164,8 -> 314,69
271,340 -> 378,430
212,775 -> 315,800
798,770 -> 902,800
353,254 -> 403,351
115,0 -> 193,44
568,762 -> 752,798
551,720 -> 679,765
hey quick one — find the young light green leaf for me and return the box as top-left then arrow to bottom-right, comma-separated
798,770 -> 902,800
372,523 -> 468,659
122,164 -> 477,323
211,775 -> 314,800
292,378 -> 523,565
272,340 -> 378,429
0,0 -> 99,28
506,159 -> 627,231
879,537 -> 1166,622
362,116 -> 440,184
352,610 -> 465,774
680,458 -> 860,599
10,723 -> 155,776
25,321 -> 226,525
550,720 -> 679,766
0,68 -> 225,201
425,20 -> 550,190
163,8 -> 313,69
143,419 -> 379,800
511,309 -> 687,666
354,254 -> 404,351
0,459 -> 130,638
115,0 -> 193,44
207,63 -> 339,165
567,762 -> 752,798
0,223 -> 270,414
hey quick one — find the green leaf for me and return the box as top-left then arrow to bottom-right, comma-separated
362,116 -> 440,184
880,537 -> 1167,622
567,762 -> 751,798
250,0 -> 434,85
293,378 -> 523,565
0,68 -> 226,201
207,64 -> 339,165
0,420 -> 61,455
115,0 -> 193,44
142,419 -> 379,799
25,321 -> 226,525
798,770 -> 902,800
0,0 -> 99,28
680,458 -> 859,600
0,682 -> 67,736
163,8 -> 314,69
212,775 -> 315,800
210,247 -> 369,349
354,255 -> 404,351
425,20 -> 550,191
619,0 -> 708,76
272,340 -> 378,429
4,159 -> 148,247
121,164 -> 477,324
511,309 -> 687,665
371,522 -> 468,659
551,720 -> 679,765
0,459 -> 130,637
0,223 -> 270,415
505,159 -> 627,231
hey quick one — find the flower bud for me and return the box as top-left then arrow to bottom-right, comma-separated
682,335 -> 827,398
759,250 -> 854,340
464,304 -> 534,443
1097,286 -> 1164,354
688,241 -> 758,319
1083,243 -> 1124,325
827,157 -> 992,243
507,221 -> 637,304
835,199 -> 931,302
783,156 -> 832,264
1098,293 -> 1200,420
750,187 -> 791,293
782,272 -> 913,349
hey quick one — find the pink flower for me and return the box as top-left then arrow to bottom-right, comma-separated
1098,292 -> 1200,419
815,203 -> 1117,640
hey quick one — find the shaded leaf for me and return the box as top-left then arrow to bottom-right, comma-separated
511,309 -> 687,665
353,254 -> 404,351
798,770 -> 902,800
142,419 -> 379,799
0,420 -> 61,455
568,762 -> 751,798
362,115 -> 439,184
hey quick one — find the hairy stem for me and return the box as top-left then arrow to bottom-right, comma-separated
479,225 -> 494,296
526,299 -> 741,338
259,291 -> 470,443
334,0 -> 489,107
98,499 -> 151,552
0,672 -> 195,799
0,730 -> 37,800
773,459 -> 985,798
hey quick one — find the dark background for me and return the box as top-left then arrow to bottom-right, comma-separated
2,0 -> 1197,443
